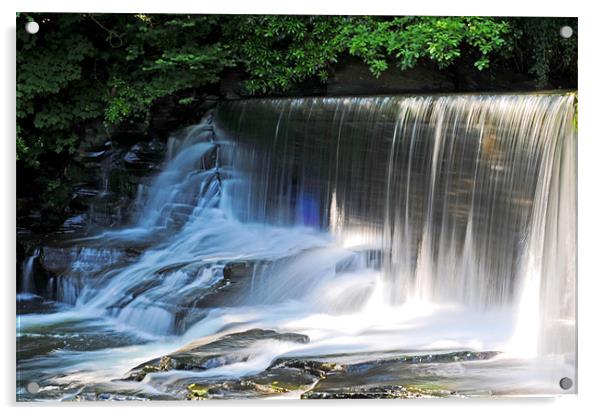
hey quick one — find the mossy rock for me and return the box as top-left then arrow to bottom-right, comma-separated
301,384 -> 453,399
269,359 -> 344,379
186,384 -> 209,400
185,379 -> 294,400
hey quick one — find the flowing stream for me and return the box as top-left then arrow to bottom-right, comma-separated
17,93 -> 577,400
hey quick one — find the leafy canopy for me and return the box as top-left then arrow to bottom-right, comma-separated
16,14 -> 521,167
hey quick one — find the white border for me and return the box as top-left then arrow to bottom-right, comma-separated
2,1 -> 600,414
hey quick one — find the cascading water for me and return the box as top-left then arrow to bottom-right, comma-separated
215,94 -> 576,356
16,93 -> 577,400
19,248 -> 39,295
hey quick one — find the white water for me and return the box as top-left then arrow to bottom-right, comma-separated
17,93 -> 577,399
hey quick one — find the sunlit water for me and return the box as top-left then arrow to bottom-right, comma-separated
17,94 -> 576,400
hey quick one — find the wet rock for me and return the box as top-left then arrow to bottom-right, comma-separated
39,246 -> 134,277
123,345 -> 498,399
269,359 -> 344,380
186,379 -> 292,400
28,243 -> 143,304
94,393 -> 149,401
123,140 -> 166,172
185,260 -> 267,310
302,384 -> 454,399
16,295 -> 62,314
366,350 -> 501,366
183,360 -> 332,400
17,319 -> 149,362
63,130 -> 169,231
124,329 -> 310,381
85,193 -> 132,227
181,358 -> 334,399
299,350 -> 498,399
242,366 -> 321,393
164,204 -> 196,230
60,214 -> 89,233
124,356 -> 175,382
187,384 -> 209,400
222,261 -> 256,279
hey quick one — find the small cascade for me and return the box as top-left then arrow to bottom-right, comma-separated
56,277 -> 79,305
68,111 -> 230,335
20,248 -> 40,294
136,112 -> 221,230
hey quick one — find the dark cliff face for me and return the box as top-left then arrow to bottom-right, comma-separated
16,129 -> 169,297
16,101 -> 217,234
18,132 -> 166,235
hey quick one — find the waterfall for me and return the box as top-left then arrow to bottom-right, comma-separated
18,93 -> 577,399
214,94 -> 576,323
75,93 -> 575,349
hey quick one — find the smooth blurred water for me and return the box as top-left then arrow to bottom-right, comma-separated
19,248 -> 39,294
16,93 -> 577,400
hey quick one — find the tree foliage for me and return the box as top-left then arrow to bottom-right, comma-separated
343,16 -> 510,75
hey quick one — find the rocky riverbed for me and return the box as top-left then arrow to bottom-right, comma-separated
18,300 -> 508,402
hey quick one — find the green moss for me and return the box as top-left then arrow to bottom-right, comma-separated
186,384 -> 209,400
404,384 -> 453,397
